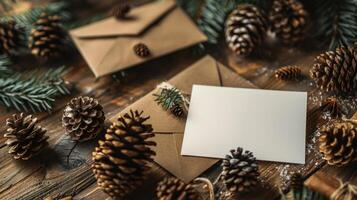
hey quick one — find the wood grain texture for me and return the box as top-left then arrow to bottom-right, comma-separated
0,1 -> 356,200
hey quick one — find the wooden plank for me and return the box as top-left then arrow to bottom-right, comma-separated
0,1 -> 356,200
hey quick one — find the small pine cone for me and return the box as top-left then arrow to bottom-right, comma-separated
170,103 -> 186,118
322,97 -> 343,119
92,110 -> 156,199
4,113 -> 48,160
112,4 -> 131,19
225,4 -> 268,56
289,173 -> 303,191
62,96 -> 105,142
310,46 -> 357,94
0,20 -> 23,55
133,43 -> 150,57
29,13 -> 66,60
156,177 -> 199,200
221,147 -> 260,194
319,120 -> 357,166
269,0 -> 308,45
275,66 -> 302,81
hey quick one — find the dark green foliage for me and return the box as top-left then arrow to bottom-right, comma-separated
153,87 -> 184,111
0,56 -> 71,112
30,66 -> 71,97
0,55 -> 12,77
1,1 -> 70,30
313,0 -> 357,50
0,75 -> 56,112
281,186 -> 328,200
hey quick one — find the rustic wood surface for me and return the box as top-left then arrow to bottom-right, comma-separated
0,1 -> 356,200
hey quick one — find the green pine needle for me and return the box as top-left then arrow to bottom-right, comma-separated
0,76 -> 57,112
0,55 -> 71,112
0,55 -> 12,78
29,66 -> 71,97
153,87 -> 184,110
314,0 -> 357,50
281,186 -> 328,200
1,1 -> 70,31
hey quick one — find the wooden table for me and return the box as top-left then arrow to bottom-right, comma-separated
0,1 -> 356,200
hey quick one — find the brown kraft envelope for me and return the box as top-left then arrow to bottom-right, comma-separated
69,0 -> 207,77
112,56 -> 258,183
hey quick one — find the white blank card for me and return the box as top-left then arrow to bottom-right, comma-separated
181,85 -> 307,164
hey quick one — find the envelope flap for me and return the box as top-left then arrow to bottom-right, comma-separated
70,1 -> 176,38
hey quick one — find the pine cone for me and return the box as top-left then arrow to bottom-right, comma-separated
319,120 -> 357,166
289,173 -> 303,191
4,113 -> 48,160
221,147 -> 260,194
225,4 -> 268,56
170,103 -> 186,118
112,4 -> 131,19
29,13 -> 66,60
310,46 -> 357,94
92,110 -> 156,199
62,96 -> 105,142
156,177 -> 199,200
0,20 -> 23,55
133,43 -> 150,57
275,66 -> 302,81
269,0 -> 308,45
322,97 -> 343,119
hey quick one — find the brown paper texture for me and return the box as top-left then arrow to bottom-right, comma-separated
112,56 -> 257,182
70,1 -> 207,77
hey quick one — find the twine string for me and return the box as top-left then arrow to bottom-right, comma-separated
193,177 -> 215,200
331,179 -> 357,200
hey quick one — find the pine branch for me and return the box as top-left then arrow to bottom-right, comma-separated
314,0 -> 357,50
0,63 -> 71,112
153,87 -> 184,110
0,75 -> 57,112
0,55 -> 12,78
1,1 -> 70,31
30,66 -> 72,96
281,186 -> 328,200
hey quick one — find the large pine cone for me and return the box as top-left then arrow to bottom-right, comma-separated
62,96 -> 105,142
29,13 -> 66,60
225,4 -> 268,56
92,110 -> 156,199
156,177 -> 199,200
310,46 -> 357,94
4,113 -> 48,160
319,120 -> 357,166
0,20 -> 23,55
269,0 -> 308,45
221,147 -> 260,194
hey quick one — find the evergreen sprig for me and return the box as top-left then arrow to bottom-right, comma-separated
0,75 -> 57,112
281,186 -> 328,200
1,1 -> 70,28
313,0 -> 357,50
153,87 -> 184,111
28,66 -> 71,97
0,55 -> 12,77
0,56 -> 71,112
